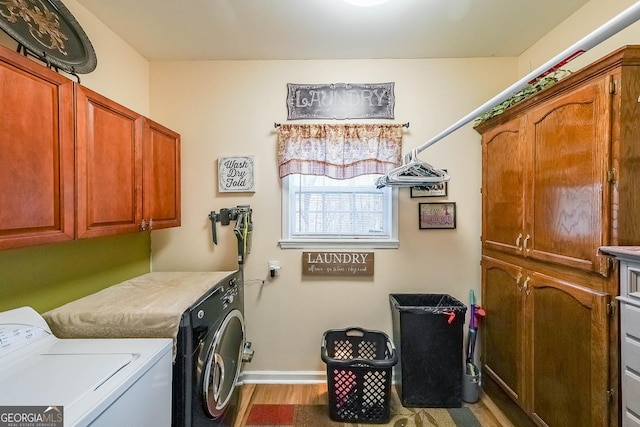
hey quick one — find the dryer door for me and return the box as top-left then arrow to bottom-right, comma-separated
202,309 -> 245,419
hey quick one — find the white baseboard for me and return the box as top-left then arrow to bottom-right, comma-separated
239,370 -> 327,385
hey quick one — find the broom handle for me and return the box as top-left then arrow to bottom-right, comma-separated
412,0 -> 640,157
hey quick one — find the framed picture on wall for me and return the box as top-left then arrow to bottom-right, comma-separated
419,202 -> 456,229
410,182 -> 447,198
410,169 -> 447,197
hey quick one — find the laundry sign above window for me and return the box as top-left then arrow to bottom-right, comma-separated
286,82 -> 395,120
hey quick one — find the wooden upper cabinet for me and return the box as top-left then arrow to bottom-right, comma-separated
0,45 -> 181,250
482,116 -> 525,256
525,77 -> 610,273
143,118 -> 181,230
480,77 -> 610,274
477,46 -> 640,276
0,45 -> 75,249
76,86 -> 181,238
76,85 -> 144,238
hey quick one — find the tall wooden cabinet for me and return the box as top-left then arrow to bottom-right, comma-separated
0,44 -> 181,250
475,46 -> 640,427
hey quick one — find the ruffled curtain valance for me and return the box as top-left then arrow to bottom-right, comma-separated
277,124 -> 403,179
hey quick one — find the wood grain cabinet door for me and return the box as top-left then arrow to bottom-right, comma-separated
527,272 -> 610,427
142,118 -> 181,230
524,77 -> 610,274
481,256 -> 527,408
75,85 -> 144,238
0,48 -> 74,249
482,117 -> 526,256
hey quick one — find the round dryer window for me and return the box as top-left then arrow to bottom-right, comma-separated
202,309 -> 245,419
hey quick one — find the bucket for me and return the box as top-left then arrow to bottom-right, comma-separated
462,372 -> 479,403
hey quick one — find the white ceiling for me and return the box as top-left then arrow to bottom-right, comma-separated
75,0 -> 591,61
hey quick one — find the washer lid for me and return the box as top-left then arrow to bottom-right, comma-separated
0,352 -> 134,405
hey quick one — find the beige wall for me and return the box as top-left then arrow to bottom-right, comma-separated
148,58 -> 517,373
148,0 -> 640,376
518,0 -> 640,77
0,0 -> 149,114
61,0 -> 150,114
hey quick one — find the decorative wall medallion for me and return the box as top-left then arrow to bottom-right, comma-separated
287,82 -> 395,120
218,156 -> 255,192
0,0 -> 97,73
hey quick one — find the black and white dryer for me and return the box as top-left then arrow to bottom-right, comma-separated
173,270 -> 252,427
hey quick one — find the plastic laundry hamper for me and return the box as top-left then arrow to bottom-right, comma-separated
321,327 -> 398,424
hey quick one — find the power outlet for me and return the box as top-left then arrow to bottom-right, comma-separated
268,260 -> 280,277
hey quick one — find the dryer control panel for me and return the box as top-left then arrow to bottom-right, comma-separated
221,277 -> 239,307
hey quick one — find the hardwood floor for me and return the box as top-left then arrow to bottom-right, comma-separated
234,383 -> 514,426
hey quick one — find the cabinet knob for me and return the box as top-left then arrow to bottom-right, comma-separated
523,277 -> 531,295
149,219 -> 154,230
523,234 -> 531,253
141,219 -> 147,231
515,233 -> 523,251
516,273 -> 523,291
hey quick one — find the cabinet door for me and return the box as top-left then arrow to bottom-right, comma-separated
0,47 -> 74,249
525,78 -> 610,274
142,118 -> 181,230
482,116 -> 526,255
76,85 -> 144,238
527,272 -> 610,427
481,256 -> 527,407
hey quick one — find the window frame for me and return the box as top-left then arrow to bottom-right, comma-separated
279,175 -> 399,249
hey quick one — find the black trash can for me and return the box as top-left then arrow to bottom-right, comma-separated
321,327 -> 398,423
389,294 -> 467,408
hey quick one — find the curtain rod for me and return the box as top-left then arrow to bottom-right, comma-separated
274,122 -> 409,129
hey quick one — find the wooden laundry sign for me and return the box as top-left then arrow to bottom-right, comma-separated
302,252 -> 374,276
286,82 -> 395,120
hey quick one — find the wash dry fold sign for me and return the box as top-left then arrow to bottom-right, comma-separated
302,252 -> 374,276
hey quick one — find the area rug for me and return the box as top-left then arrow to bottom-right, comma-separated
245,404 -> 481,427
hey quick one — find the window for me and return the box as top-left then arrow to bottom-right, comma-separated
277,123 -> 402,248
280,174 -> 398,248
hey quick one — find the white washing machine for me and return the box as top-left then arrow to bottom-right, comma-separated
0,306 -> 173,427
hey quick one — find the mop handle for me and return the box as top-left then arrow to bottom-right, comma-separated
412,0 -> 640,157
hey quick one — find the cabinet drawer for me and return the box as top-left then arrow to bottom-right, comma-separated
624,367 -> 640,425
622,303 -> 640,340
624,409 -> 640,427
623,334 -> 640,381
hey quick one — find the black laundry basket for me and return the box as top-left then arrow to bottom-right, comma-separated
389,294 -> 467,408
321,327 -> 398,424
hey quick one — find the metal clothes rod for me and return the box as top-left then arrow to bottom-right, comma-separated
408,0 -> 640,159
274,122 -> 410,129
